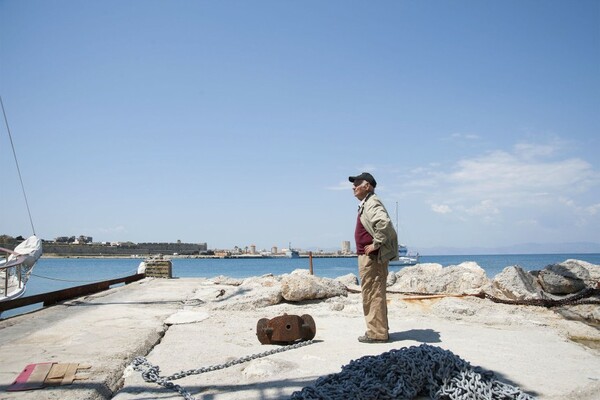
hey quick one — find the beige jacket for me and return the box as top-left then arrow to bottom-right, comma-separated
359,193 -> 399,263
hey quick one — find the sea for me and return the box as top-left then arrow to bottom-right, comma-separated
2,253 -> 600,319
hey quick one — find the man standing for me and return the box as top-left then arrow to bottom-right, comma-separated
349,172 -> 398,343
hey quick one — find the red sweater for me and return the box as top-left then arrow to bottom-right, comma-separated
355,213 -> 378,255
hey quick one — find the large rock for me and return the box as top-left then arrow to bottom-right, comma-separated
389,262 -> 489,294
560,259 -> 600,285
556,304 -> 600,326
491,266 -> 545,300
537,260 -> 600,295
281,269 -> 347,301
391,263 -> 443,293
386,271 -> 397,286
209,274 -> 283,310
210,275 -> 243,286
438,262 -> 489,294
335,273 -> 359,287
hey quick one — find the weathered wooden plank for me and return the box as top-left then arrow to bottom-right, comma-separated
45,363 -> 70,386
61,363 -> 80,385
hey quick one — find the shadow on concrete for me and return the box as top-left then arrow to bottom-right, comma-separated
113,376 -> 323,400
0,345 -> 539,400
389,328 -> 441,343
0,379 -> 114,399
64,300 -> 185,307
112,362 -> 540,400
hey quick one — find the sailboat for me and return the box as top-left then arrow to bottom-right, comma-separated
0,96 -> 43,301
1,236 -> 42,301
285,242 -> 300,258
390,202 -> 419,267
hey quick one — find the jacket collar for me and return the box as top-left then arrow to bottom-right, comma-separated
358,192 -> 374,214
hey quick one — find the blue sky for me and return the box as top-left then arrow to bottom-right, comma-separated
1,0 -> 599,253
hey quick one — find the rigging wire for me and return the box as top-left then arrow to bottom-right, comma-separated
30,268 -> 139,283
0,95 -> 36,236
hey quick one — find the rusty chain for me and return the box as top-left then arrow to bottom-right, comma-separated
387,287 -> 600,308
133,341 -> 538,400
291,344 -> 536,400
132,339 -> 314,400
478,287 -> 600,307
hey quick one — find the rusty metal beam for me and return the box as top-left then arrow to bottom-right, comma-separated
0,273 -> 145,313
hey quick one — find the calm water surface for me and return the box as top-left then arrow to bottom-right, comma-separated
3,253 -> 599,319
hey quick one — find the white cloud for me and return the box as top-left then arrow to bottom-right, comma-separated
586,204 -> 600,215
355,140 -> 599,247
513,141 -> 557,159
327,180 -> 352,191
356,165 -> 376,173
447,147 -> 597,203
408,141 -> 600,226
465,199 -> 500,216
99,226 -> 127,234
516,218 -> 539,227
431,204 -> 452,214
559,197 -> 576,207
560,197 -> 600,216
450,133 -> 480,141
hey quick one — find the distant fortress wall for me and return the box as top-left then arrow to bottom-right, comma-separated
33,242 -> 208,256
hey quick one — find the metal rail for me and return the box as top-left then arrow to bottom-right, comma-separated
0,273 -> 145,313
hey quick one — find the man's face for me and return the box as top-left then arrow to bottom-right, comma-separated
352,180 -> 370,200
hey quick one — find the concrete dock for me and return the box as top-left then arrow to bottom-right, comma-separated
1,277 -> 599,400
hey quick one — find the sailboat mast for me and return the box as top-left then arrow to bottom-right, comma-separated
0,96 -> 36,235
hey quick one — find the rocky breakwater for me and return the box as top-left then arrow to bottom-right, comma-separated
196,259 -> 599,348
388,259 -> 600,325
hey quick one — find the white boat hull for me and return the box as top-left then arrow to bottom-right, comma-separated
1,236 -> 43,302
390,256 -> 419,266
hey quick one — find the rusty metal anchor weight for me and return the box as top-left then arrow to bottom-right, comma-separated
256,314 -> 316,345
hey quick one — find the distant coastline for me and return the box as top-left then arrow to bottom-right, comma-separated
4,236 -> 600,258
41,253 -> 358,259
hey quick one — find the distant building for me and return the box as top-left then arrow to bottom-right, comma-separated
75,235 -> 93,244
55,235 -> 92,244
341,241 -> 351,254
250,244 -> 256,254
271,246 -> 278,255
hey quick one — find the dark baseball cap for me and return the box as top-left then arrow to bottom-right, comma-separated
349,172 -> 377,187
